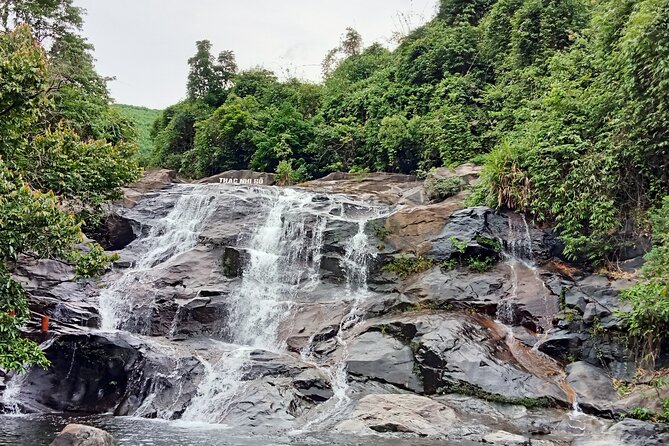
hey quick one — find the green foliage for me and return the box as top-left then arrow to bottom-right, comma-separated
449,236 -> 468,254
382,255 -> 435,279
425,175 -> 468,202
0,21 -> 140,372
187,40 -> 237,106
620,197 -> 669,363
275,160 -> 295,186
148,0 -> 669,268
467,256 -> 496,272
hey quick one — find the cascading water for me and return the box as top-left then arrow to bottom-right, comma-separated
227,188 -> 330,351
493,213 -> 582,412
179,186 -> 388,425
99,185 -> 218,331
495,213 -> 557,332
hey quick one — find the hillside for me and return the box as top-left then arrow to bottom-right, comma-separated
113,104 -> 162,163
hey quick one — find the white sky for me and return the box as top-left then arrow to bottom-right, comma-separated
75,0 -> 439,109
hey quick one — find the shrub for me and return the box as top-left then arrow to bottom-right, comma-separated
382,255 -> 435,279
620,197 -> 669,364
425,175 -> 468,202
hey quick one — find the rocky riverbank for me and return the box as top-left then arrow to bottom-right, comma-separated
2,168 -> 668,445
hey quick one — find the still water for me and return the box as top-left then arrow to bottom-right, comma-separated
0,414 -> 476,446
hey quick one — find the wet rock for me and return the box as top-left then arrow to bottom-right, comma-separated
281,301 -> 349,354
377,264 -> 511,314
88,213 -> 139,251
566,362 -> 618,415
346,331 -> 423,393
429,206 -> 507,261
482,431 -> 530,445
293,369 -> 334,402
17,333 -> 142,414
221,247 -> 246,278
49,424 -> 117,446
383,199 -> 465,255
536,330 -> 587,361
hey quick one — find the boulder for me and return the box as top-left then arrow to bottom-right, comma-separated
336,393 -> 537,444
573,419 -> 669,446
566,362 -> 619,415
300,172 -> 425,205
121,169 -> 178,208
49,424 -> 117,446
336,394 -> 458,437
367,314 -> 571,405
346,331 -> 423,393
382,199 -> 465,255
428,207 -> 505,260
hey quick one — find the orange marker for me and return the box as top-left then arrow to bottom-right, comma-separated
41,315 -> 49,333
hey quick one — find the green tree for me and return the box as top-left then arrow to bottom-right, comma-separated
0,25 -> 139,372
187,40 -> 237,106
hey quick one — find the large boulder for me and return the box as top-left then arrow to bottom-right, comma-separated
49,424 -> 117,446
336,394 -> 458,437
121,169 -> 178,208
363,314 -> 571,406
336,394 -> 540,445
345,331 -> 423,393
573,419 -> 669,446
566,362 -> 619,415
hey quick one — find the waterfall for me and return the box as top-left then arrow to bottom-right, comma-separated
296,215 -> 381,432
99,185 -> 218,331
181,349 -> 250,423
180,187 -> 387,425
227,188 -> 329,351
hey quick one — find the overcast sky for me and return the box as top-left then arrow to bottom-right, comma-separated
75,0 -> 439,109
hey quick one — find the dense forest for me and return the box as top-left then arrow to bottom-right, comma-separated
0,0 -> 668,399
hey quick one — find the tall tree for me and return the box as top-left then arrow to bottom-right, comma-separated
187,40 -> 237,106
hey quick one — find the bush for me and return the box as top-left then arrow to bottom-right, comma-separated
620,197 -> 669,364
382,255 -> 435,279
425,175 -> 468,202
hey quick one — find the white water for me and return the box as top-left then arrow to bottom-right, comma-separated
181,349 -> 250,423
99,185 -> 218,330
181,186 -> 388,425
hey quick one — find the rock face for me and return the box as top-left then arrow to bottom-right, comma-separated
6,170 -> 665,444
121,169 -> 178,208
49,424 -> 117,446
336,394 -> 459,437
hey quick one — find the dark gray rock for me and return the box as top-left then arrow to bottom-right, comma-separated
49,424 -> 117,446
359,314 -> 571,406
566,362 -> 619,415
428,207 -> 508,261
346,331 -> 423,393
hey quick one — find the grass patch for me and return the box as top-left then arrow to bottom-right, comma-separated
382,255 -> 435,279
439,382 -> 554,409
